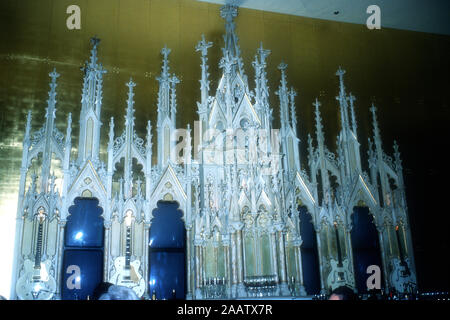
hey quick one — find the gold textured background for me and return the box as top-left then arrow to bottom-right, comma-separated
0,0 -> 449,297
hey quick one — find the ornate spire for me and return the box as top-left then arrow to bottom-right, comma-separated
88,36 -> 101,69
196,34 -> 213,116
24,110 -> 32,144
307,133 -> 314,165
313,98 -> 324,144
125,78 -> 136,127
156,46 -> 172,120
160,45 -> 171,80
65,113 -> 72,146
370,103 -> 380,141
219,50 -> 237,76
170,74 -> 180,123
220,5 -> 239,59
108,117 -> 115,149
289,87 -> 297,128
278,62 -> 288,92
253,42 -> 271,114
81,36 -> 106,109
367,137 -> 377,169
45,68 -> 59,120
220,4 -> 245,77
146,120 -> 152,151
335,67 -> 351,134
348,93 -> 357,135
185,123 -> 192,165
393,140 -> 402,171
276,62 -> 289,128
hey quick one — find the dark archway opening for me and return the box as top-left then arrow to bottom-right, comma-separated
61,197 -> 104,300
351,206 -> 383,294
299,205 -> 321,295
149,200 -> 186,300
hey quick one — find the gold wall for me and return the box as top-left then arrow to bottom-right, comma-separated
1,0 -> 449,296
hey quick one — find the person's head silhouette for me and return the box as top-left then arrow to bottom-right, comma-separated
329,286 -> 358,300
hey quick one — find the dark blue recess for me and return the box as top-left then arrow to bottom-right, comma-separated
61,249 -> 103,300
351,206 -> 383,293
65,198 -> 104,248
61,198 -> 105,300
149,201 -> 186,299
299,206 -> 321,295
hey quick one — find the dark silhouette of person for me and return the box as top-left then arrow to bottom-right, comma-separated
329,286 -> 358,300
92,282 -> 114,300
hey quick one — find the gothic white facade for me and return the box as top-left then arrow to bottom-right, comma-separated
11,5 -> 416,299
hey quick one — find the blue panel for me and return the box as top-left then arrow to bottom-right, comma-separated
351,207 -> 383,293
61,249 -> 103,300
299,206 -> 315,248
351,207 -> 379,249
301,249 -> 321,295
149,251 -> 185,300
299,206 -> 321,294
65,198 -> 104,248
148,201 -> 186,299
149,201 -> 185,249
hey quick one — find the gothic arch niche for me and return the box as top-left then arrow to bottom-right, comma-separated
61,197 -> 104,300
299,205 -> 321,295
149,200 -> 186,300
204,227 -> 226,289
112,157 -> 145,198
350,205 -> 383,293
242,205 -> 273,287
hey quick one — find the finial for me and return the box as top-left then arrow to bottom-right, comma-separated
278,61 -> 288,71
257,42 -> 270,64
160,45 -> 171,79
278,62 -> 288,91
370,102 -> 377,115
336,66 -> 346,78
220,4 -> 238,23
90,35 -> 101,48
126,77 -> 136,90
170,74 -> 180,85
49,68 -> 60,83
161,45 -> 171,59
196,34 -> 213,56
313,97 -> 321,109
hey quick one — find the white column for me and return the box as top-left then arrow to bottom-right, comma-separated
315,228 -> 326,294
103,221 -> 111,282
143,222 -> 150,297
269,229 -> 280,295
293,240 -> 307,296
185,225 -> 192,299
235,225 -> 246,297
55,220 -> 66,299
277,229 -> 290,296
194,239 -> 203,299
